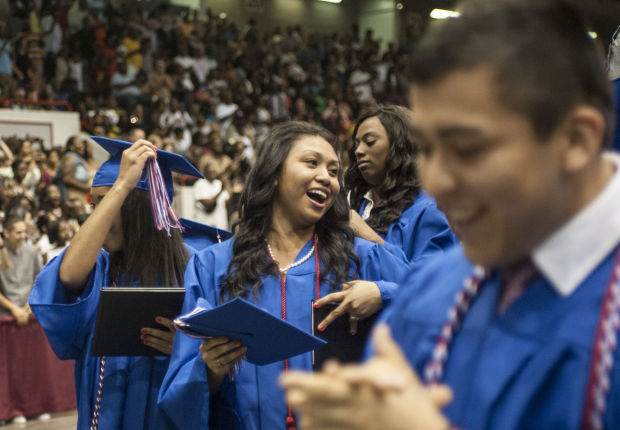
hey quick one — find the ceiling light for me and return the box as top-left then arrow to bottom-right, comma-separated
430,9 -> 461,19
318,0 -> 342,3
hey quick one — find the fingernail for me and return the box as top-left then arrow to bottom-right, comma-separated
318,325 -> 325,331
313,303 -> 318,308
155,317 -> 162,322
234,341 -> 241,346
141,328 -> 147,334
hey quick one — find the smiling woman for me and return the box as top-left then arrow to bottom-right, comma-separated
159,121 -> 410,430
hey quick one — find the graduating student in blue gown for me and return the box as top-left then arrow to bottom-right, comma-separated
29,138 -> 206,430
345,104 -> 456,263
159,122 -> 410,430
281,2 -> 620,429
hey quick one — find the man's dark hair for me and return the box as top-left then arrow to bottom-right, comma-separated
4,216 -> 24,232
410,0 -> 615,145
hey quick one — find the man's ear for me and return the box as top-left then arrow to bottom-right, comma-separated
559,105 -> 606,174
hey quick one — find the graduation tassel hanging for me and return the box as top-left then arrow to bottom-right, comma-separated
146,158 -> 183,235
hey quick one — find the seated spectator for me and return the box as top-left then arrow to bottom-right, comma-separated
7,198 -> 40,246
35,212 -> 56,262
39,148 -> 59,186
37,183 -> 64,220
215,90 -> 238,133
198,129 -> 232,182
0,137 -> 15,178
193,160 -> 229,230
44,219 -> 71,262
0,216 -> 40,326
53,135 -> 90,206
7,159 -> 35,201
110,56 -> 142,112
142,58 -> 174,102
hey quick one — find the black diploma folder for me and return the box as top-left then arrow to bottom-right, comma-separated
311,301 -> 378,370
174,296 -> 327,365
91,287 -> 185,357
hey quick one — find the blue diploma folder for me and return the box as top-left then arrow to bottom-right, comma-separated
174,297 -> 327,365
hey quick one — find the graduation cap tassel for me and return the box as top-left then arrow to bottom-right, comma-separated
146,158 -> 183,235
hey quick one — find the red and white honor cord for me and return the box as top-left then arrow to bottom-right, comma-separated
146,158 -> 183,235
582,249 -> 620,430
90,356 -> 106,430
424,249 -> 620,429
424,265 -> 486,384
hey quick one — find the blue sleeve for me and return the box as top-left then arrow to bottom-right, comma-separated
356,239 -> 409,307
159,250 -> 238,429
413,207 -> 455,261
28,248 -> 108,360
391,202 -> 456,264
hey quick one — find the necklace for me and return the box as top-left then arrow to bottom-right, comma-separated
267,233 -> 320,430
267,239 -> 316,273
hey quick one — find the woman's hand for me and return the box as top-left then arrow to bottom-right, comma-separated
314,280 -> 383,334
141,316 -> 176,355
200,337 -> 247,392
349,210 -> 384,245
114,139 -> 157,191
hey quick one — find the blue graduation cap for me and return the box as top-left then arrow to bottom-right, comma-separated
91,136 -> 203,200
174,297 -> 327,365
179,218 -> 232,251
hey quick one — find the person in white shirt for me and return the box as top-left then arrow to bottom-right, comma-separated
193,160 -> 229,230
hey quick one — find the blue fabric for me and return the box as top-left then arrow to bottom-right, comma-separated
0,42 -> 11,75
180,218 -> 232,252
159,237 -> 410,430
358,191 -> 456,263
378,245 -> 620,430
29,249 -> 184,430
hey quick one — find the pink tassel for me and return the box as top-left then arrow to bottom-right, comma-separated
146,158 -> 183,235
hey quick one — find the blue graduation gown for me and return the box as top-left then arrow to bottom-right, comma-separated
358,191 -> 456,263
29,249 -> 178,430
159,237 -> 410,430
380,246 -> 620,430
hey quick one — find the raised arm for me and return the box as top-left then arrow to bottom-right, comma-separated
59,139 -> 157,293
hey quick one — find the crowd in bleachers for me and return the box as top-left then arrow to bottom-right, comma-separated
0,0 -> 417,236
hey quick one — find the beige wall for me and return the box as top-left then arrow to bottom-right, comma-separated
358,0 -> 397,53
172,0 -> 359,34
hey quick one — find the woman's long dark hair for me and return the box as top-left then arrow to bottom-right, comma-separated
345,104 -> 420,234
108,189 -> 189,287
221,121 -> 359,301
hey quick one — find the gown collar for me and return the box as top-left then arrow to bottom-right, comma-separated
532,152 -> 620,296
